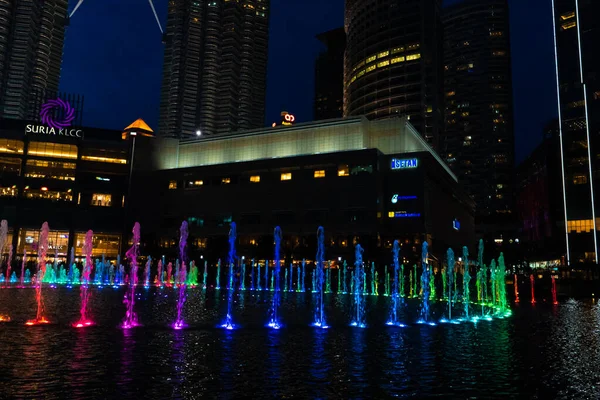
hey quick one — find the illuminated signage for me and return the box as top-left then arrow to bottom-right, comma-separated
25,98 -> 83,138
453,219 -> 461,231
391,158 -> 418,170
391,194 -> 417,203
282,112 -> 296,126
391,212 -> 421,218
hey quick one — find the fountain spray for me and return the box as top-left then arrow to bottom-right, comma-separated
221,222 -> 237,329
312,227 -> 327,328
122,222 -> 141,329
387,240 -> 404,326
174,221 -> 189,329
447,248 -> 455,321
418,242 -> 432,324
26,222 -> 50,325
6,244 -> 12,286
74,230 -> 94,328
350,244 -> 366,328
257,261 -> 262,291
462,246 -> 471,320
268,227 -> 283,329
342,260 -> 347,294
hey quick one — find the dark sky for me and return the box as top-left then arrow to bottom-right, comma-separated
60,0 -> 556,163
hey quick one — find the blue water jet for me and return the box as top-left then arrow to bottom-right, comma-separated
312,227 -> 328,328
446,248 -> 455,322
386,240 -> 405,327
418,242 -> 432,324
350,244 -> 366,328
267,227 -> 283,329
222,222 -> 237,330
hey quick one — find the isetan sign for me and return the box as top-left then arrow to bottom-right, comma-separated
391,158 -> 418,170
25,125 -> 83,138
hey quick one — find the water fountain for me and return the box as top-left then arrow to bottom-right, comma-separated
342,260 -> 347,294
551,275 -> 558,305
73,230 -> 94,328
370,262 -> 376,295
297,260 -> 302,292
5,244 -> 12,286
144,257 -> 151,287
26,222 -> 50,325
462,246 -> 471,321
222,222 -> 237,330
284,266 -> 288,292
157,257 -> 163,286
350,244 -> 366,328
387,240 -> 405,327
514,274 -> 520,303
400,263 -> 405,298
257,261 -> 262,291
301,259 -> 306,292
167,262 -> 173,286
216,259 -> 221,289
384,269 -> 390,296
418,242 -> 432,324
240,257 -> 246,291
122,222 -> 141,329
268,227 -> 283,329
202,260 -> 208,289
325,262 -> 332,294
312,227 -> 327,328
413,264 -> 418,298
446,249 -> 455,321
496,253 -> 508,314
173,221 -> 189,330
0,221 -> 7,279
478,239 -> 486,304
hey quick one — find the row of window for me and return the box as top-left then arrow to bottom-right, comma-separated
170,165 -> 375,190
348,52 -> 422,86
0,186 -> 116,207
0,139 -> 127,164
567,219 -> 600,234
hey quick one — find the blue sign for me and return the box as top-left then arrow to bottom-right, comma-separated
453,219 -> 461,231
393,212 -> 421,218
391,158 -> 418,170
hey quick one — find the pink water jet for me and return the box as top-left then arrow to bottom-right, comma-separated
5,244 -> 12,285
26,222 -> 50,326
122,222 -> 141,329
73,230 -> 94,328
514,274 -> 520,303
530,274 -> 536,304
551,275 -> 558,305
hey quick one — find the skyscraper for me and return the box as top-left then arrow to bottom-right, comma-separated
343,0 -> 444,148
159,0 -> 270,138
442,0 -> 515,232
314,28 -> 345,121
551,0 -> 600,264
0,0 -> 68,120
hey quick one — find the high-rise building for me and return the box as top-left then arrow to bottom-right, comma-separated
0,0 -> 68,120
343,0 -> 444,148
159,0 -> 270,139
551,0 -> 600,264
314,28 -> 345,121
442,0 -> 515,233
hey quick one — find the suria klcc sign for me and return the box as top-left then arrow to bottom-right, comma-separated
25,98 -> 83,138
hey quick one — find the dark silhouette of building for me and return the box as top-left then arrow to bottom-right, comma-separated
343,0 -> 444,148
314,28 -> 345,121
552,0 -> 600,264
442,0 -> 515,236
0,0 -> 68,120
159,0 -> 270,139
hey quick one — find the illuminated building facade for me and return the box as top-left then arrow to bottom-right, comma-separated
343,0 -> 444,148
132,117 -> 475,263
314,28 -> 345,121
0,119 -> 134,261
442,0 -> 515,235
0,0 -> 69,120
159,0 -> 270,138
552,0 -> 600,264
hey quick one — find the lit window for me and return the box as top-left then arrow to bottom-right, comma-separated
24,188 -> 72,202
222,178 -> 231,184
377,51 -> 389,58
561,21 -> 576,30
168,181 -> 177,190
377,60 -> 389,68
366,65 -> 377,73
314,170 -> 326,178
28,142 -> 77,159
81,155 -> 127,164
492,50 -> 506,56
250,175 -> 260,183
427,105 -> 433,113
91,193 -> 112,207
188,180 -> 203,187
446,91 -> 456,97
391,56 -> 405,64
281,173 -> 292,181
388,212 -> 395,218
0,139 -> 24,154
560,11 -> 575,20
490,31 -> 504,37
25,159 -> 76,181
573,174 -> 588,185
0,185 -> 18,198
406,53 -> 421,61
391,46 -> 404,54
366,55 -> 376,63
338,165 -> 350,177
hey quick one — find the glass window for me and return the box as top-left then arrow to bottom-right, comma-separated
222,177 -> 231,184
314,170 -> 326,178
28,142 -> 77,159
169,180 -> 177,189
281,172 -> 292,181
377,51 -> 389,58
573,175 -> 588,185
80,147 -> 127,164
25,159 -> 76,181
250,175 -> 260,183
391,46 -> 405,54
17,229 -> 69,257
561,11 -> 575,20
91,193 -> 112,207
0,185 -> 18,198
366,55 -> 376,63
406,53 -> 421,61
0,139 -> 24,154
390,56 -> 405,64
0,156 -> 22,176
188,180 -> 203,187
74,232 -> 121,258
24,187 -> 73,202
377,60 -> 390,68
338,165 -> 350,177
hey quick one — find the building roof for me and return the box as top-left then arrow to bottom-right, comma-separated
156,116 -> 457,181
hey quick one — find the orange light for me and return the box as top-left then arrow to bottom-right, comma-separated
41,187 -> 48,191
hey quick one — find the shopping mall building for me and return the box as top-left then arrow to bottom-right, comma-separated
0,118 -> 133,260
130,116 -> 475,264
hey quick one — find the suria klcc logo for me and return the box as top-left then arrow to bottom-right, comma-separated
25,98 -> 83,138
40,98 -> 75,129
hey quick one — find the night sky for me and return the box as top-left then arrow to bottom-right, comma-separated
60,0 -> 556,163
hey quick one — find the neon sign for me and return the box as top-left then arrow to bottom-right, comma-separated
453,219 -> 461,231
392,212 -> 421,218
391,158 -> 418,170
391,194 -> 417,203
41,98 -> 75,130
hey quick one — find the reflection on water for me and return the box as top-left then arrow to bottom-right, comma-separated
0,288 -> 598,399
